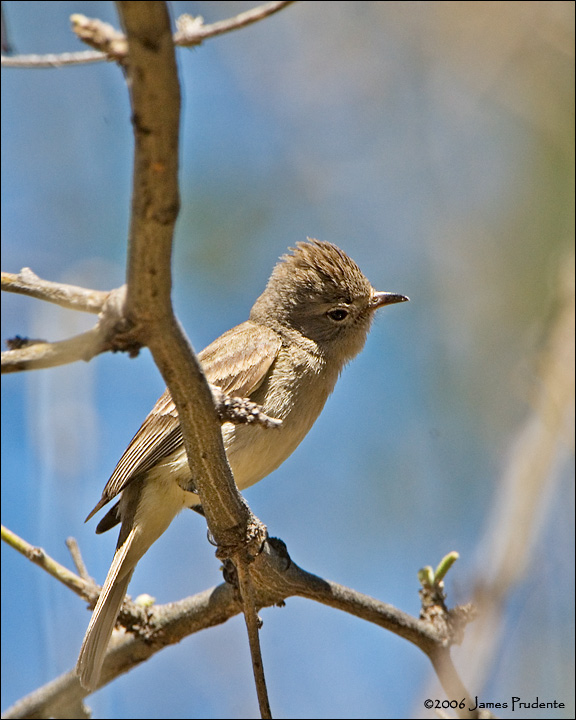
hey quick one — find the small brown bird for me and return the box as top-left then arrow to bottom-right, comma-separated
76,239 -> 408,690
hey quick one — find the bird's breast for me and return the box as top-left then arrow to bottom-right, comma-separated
223,346 -> 339,490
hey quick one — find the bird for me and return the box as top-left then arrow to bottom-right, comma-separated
76,239 -> 408,690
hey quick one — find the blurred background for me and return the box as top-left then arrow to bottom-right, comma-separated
1,2 -> 574,718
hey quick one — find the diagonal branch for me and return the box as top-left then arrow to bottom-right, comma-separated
116,0 -> 264,568
1,1 -> 297,68
1,268 -> 109,312
1,327 -> 113,373
1,526 -> 95,602
174,1 -> 296,46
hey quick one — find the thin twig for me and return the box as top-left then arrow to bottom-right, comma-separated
1,525 -> 93,601
212,384 -> 282,429
65,538 -> 91,582
174,1 -> 296,46
0,49 -> 107,67
70,14 -> 127,59
1,269 -> 109,313
235,556 -> 273,719
1,1 -> 297,68
1,285 -> 134,374
1,326 -> 110,373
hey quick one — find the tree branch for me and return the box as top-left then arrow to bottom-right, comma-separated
174,1 -> 297,46
2,532 -> 476,718
1,526 -> 95,603
1,1 -> 297,68
116,0 -> 267,572
0,49 -> 107,68
1,272 -> 280,423
234,554 -> 272,719
1,268 -> 108,313
1,286 -> 136,373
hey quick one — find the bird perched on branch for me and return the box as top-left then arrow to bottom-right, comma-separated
76,239 -> 408,690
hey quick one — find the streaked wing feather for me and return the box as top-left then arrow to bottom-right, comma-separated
87,321 -> 281,522
85,390 -> 181,521
199,321 -> 281,397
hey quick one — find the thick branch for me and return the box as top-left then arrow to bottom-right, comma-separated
116,0 -> 263,558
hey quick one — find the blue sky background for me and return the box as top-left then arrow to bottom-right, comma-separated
2,2 -> 574,718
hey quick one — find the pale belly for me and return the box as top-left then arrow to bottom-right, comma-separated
223,363 -> 336,489
224,415 -> 312,490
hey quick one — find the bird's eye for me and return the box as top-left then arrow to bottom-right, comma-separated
327,308 -> 349,322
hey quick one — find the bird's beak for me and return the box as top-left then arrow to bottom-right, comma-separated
370,291 -> 410,310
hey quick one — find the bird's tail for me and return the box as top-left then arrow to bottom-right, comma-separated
76,527 -> 138,691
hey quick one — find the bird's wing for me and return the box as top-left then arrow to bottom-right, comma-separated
200,320 -> 282,397
85,390 -> 181,521
86,321 -> 281,523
